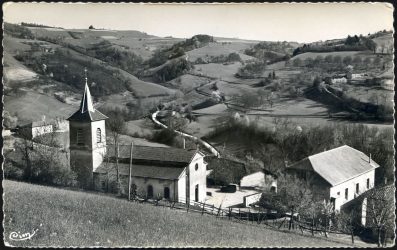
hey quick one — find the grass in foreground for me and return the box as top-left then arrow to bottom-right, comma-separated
3,180 -> 348,247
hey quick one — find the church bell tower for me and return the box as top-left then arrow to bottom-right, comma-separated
67,69 -> 108,188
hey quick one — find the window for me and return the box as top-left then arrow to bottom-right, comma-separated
77,129 -> 84,145
164,187 -> 170,200
367,178 -> 370,189
345,188 -> 348,200
195,163 -> 199,171
337,191 -> 340,196
147,185 -> 153,199
356,183 -> 360,194
96,128 -> 102,143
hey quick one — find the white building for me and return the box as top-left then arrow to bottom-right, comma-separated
19,121 -> 53,139
94,145 -> 207,203
286,145 -> 379,211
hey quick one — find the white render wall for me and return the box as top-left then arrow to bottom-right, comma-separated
187,153 -> 207,203
32,124 -> 53,138
330,170 -> 375,211
90,120 -> 106,171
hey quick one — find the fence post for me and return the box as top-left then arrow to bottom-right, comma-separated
187,200 -> 190,213
212,205 -> 215,215
217,204 -> 222,218
201,201 -> 206,215
229,208 -> 231,220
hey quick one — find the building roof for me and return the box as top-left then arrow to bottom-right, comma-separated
67,82 -> 108,122
20,121 -> 53,128
94,162 -> 185,180
107,144 -> 199,164
288,145 -> 380,186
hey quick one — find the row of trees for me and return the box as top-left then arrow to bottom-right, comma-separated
293,35 -> 377,56
290,55 -> 382,69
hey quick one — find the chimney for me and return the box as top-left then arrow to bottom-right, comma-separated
369,153 -> 371,163
42,115 -> 46,122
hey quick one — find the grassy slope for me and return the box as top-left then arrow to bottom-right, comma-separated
4,91 -> 76,124
3,180 -> 347,247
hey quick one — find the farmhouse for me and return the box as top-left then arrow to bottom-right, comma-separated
286,145 -> 379,211
67,74 -> 207,202
18,120 -> 53,139
93,145 -> 207,203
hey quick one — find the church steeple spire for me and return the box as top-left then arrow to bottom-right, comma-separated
79,68 -> 94,113
67,68 -> 108,122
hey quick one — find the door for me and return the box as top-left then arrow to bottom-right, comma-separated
147,185 -> 153,199
195,184 -> 199,202
164,187 -> 170,200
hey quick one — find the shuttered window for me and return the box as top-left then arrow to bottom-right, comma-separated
77,129 -> 84,145
96,128 -> 102,143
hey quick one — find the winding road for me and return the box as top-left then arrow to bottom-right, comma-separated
151,111 -> 220,157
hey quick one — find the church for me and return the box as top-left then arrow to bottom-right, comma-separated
67,73 -> 207,203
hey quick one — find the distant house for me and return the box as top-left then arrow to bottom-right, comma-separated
93,145 -> 207,203
286,145 -> 379,211
240,170 -> 277,192
331,77 -> 348,84
18,121 -> 53,139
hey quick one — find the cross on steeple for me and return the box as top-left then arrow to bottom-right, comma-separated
80,68 -> 94,113
84,67 -> 88,85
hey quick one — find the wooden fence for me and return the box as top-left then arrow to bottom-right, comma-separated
129,196 -> 354,242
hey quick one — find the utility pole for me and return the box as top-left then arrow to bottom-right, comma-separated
128,142 -> 134,201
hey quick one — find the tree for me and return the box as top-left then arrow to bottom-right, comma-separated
335,210 -> 360,244
366,185 -> 395,247
260,173 -> 314,230
105,109 -> 127,194
89,25 -> 95,29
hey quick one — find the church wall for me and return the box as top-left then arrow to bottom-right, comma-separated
70,150 -> 94,189
69,121 -> 92,149
94,172 -> 179,201
187,153 -> 207,203
90,120 -> 106,171
177,171 -> 186,202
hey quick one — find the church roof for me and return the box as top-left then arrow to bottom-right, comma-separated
67,81 -> 108,122
107,144 -> 199,164
287,145 -> 379,186
94,162 -> 185,180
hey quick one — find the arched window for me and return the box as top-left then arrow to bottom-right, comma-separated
147,185 -> 153,199
195,163 -> 199,171
164,187 -> 170,200
77,129 -> 84,145
96,128 -> 101,143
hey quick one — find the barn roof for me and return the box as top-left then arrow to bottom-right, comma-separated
94,162 -> 185,180
107,144 -> 199,164
67,82 -> 108,122
288,145 -> 379,186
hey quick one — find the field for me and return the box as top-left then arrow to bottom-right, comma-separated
4,91 -> 76,124
186,42 -> 255,62
3,180 -> 350,247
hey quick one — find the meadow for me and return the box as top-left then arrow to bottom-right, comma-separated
3,180 -> 349,247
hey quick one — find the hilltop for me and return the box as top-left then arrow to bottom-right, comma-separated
3,180 -> 349,247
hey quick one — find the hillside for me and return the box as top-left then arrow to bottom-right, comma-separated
3,180 -> 350,247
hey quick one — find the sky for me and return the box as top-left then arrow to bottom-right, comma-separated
3,3 -> 394,43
